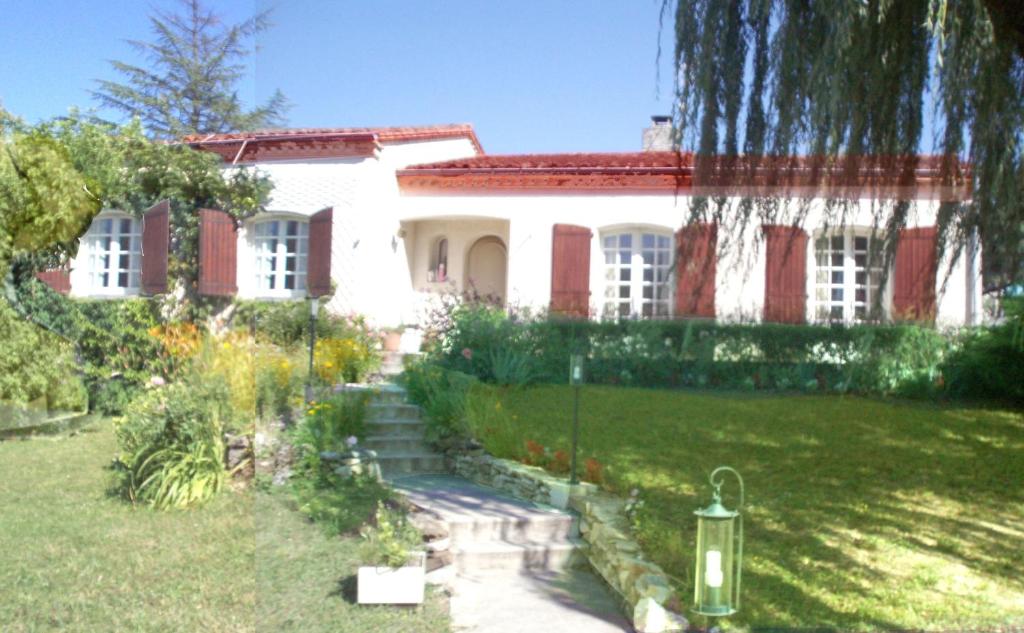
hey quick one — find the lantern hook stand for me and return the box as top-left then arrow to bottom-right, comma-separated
709,466 -> 744,511
708,466 -> 744,616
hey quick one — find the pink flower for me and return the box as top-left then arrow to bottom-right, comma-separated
461,348 -> 473,361
149,375 -> 166,387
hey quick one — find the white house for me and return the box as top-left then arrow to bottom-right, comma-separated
46,119 -> 982,330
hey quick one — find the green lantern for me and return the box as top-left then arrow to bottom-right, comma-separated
694,466 -> 744,617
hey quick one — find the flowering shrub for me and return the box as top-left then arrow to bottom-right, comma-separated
524,439 -> 546,466
256,349 -> 301,421
289,390 -> 369,478
112,373 -> 233,509
583,457 -> 604,485
314,337 -> 374,385
360,501 -> 423,568
149,322 -> 202,363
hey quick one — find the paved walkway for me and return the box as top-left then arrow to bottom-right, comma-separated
393,474 -> 631,633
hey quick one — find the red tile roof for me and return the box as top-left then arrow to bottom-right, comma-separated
397,152 -> 970,200
185,124 -> 483,162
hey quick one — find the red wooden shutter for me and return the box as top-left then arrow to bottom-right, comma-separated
140,200 -> 169,295
893,226 -> 937,322
675,223 -> 717,318
763,225 -> 809,323
307,207 -> 333,298
36,269 -> 70,294
550,224 -> 592,317
198,208 -> 238,296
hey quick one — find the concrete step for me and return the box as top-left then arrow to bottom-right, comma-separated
363,435 -> 431,454
454,539 -> 582,573
367,403 -> 421,421
446,513 -> 575,546
377,452 -> 447,476
364,419 -> 426,437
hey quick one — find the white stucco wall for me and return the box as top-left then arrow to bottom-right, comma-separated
231,137 -> 479,326
396,192 -> 983,327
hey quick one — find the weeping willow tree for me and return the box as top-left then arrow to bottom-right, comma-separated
664,0 -> 1023,293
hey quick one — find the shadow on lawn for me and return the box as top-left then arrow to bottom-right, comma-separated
498,386 -> 1024,628
332,574 -> 359,604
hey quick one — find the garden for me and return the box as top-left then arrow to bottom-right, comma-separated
399,300 -> 1024,630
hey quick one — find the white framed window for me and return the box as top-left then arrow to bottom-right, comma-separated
814,230 -> 886,322
252,218 -> 309,295
81,214 -> 141,295
602,230 -> 673,319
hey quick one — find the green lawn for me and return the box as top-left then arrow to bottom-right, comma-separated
0,419 -> 450,633
479,385 -> 1024,630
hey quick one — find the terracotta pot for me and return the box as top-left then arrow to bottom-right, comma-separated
383,331 -> 402,352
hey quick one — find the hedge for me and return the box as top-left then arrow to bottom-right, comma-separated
431,306 -> 953,398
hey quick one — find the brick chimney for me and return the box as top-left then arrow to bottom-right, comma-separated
642,115 -> 675,151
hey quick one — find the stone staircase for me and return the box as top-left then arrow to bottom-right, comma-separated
395,474 -> 582,576
362,385 -> 446,478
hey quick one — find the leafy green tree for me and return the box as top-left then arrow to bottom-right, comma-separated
664,0 -> 1023,291
93,0 -> 288,138
0,110 -> 101,281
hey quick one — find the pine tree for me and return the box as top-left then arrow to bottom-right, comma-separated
664,0 -> 1024,291
93,0 -> 288,139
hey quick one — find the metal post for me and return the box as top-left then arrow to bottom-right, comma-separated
570,383 -> 580,485
306,296 -> 318,403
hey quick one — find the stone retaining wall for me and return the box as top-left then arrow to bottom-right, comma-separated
446,451 -> 687,633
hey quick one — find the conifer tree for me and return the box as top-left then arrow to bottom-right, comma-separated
93,0 -> 288,139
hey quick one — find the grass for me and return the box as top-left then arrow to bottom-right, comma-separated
256,488 -> 450,633
0,419 -> 450,632
471,384 -> 1024,630
0,420 -> 255,632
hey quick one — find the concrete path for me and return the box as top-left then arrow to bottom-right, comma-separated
393,474 -> 632,633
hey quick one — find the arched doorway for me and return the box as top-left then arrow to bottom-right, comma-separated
465,236 -> 507,303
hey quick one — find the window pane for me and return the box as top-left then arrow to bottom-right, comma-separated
855,305 -> 866,318
854,236 -> 868,250
856,271 -> 866,285
119,254 -> 130,270
831,236 -> 844,250
856,289 -> 866,302
831,288 -> 843,301
619,250 -> 631,263
642,303 -> 653,317
618,303 -> 630,318
284,275 -> 295,290
619,234 -> 632,248
658,236 -> 670,248
831,254 -> 843,266
604,236 -> 615,248
286,221 -> 298,236
286,238 -> 297,254
620,268 -> 631,281
118,271 -> 128,288
120,219 -> 133,234
642,234 -> 655,248
643,268 -> 653,282
619,286 -> 630,298
642,286 -> 653,299
831,270 -> 844,284
99,219 -> 112,233
816,270 -> 828,283
855,254 -> 866,268
830,305 -> 844,319
815,237 -> 828,250
285,257 -> 296,272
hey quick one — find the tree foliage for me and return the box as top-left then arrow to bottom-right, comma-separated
0,110 -> 101,281
93,0 -> 287,138
664,0 -> 1024,291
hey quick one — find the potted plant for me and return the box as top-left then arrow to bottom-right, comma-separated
357,501 -> 426,605
382,327 -> 403,352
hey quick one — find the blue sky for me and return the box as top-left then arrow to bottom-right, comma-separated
1,0 -> 676,154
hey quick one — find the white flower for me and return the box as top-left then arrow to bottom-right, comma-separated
149,375 -> 166,387
346,436 -> 358,447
